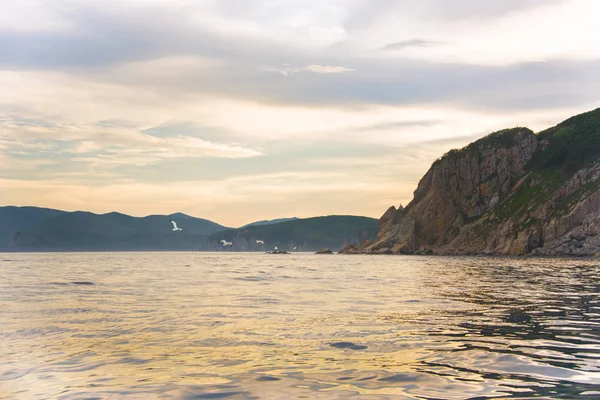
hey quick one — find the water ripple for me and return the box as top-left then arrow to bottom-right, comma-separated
1,253 -> 599,399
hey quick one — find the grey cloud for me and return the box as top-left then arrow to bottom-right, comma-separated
380,39 -> 440,51
0,0 -> 598,112
416,132 -> 489,148
141,122 -> 237,143
102,139 -> 406,183
0,115 -> 56,128
410,0 -> 566,20
344,0 -> 566,31
0,2 -> 305,69
70,36 -> 600,112
0,5 -> 196,68
0,137 -> 72,159
126,55 -> 599,111
351,120 -> 441,132
96,119 -> 140,129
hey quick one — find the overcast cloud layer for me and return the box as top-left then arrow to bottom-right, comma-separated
1,0 -> 599,226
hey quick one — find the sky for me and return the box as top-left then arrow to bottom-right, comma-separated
1,0 -> 600,227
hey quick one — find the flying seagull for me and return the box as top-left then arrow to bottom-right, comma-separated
170,219 -> 183,231
219,239 -> 232,247
255,240 -> 265,245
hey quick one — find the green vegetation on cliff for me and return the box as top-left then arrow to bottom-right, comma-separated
529,107 -> 600,175
431,108 -> 600,176
495,108 -> 600,223
431,108 -> 600,225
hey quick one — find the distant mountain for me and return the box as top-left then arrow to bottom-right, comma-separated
0,207 -> 379,252
342,107 -> 600,256
210,215 -> 379,252
0,206 -> 67,247
241,217 -> 299,228
0,207 -> 228,251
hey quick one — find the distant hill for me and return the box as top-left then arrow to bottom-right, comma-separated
0,207 -> 228,251
241,217 -> 299,228
0,206 -> 66,242
210,215 -> 379,252
0,207 -> 379,252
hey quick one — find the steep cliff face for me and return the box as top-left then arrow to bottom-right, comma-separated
342,108 -> 600,256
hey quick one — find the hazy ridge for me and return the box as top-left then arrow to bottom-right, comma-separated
0,207 -> 377,252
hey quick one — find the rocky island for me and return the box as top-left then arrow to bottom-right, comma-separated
341,108 -> 600,256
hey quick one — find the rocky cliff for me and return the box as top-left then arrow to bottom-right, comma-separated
341,108 -> 600,256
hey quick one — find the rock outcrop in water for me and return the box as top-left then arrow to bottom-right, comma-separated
340,108 -> 600,256
316,248 -> 334,254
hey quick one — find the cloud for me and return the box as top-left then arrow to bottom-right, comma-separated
68,134 -> 262,165
380,39 -> 440,51
350,119 -> 441,132
84,55 -> 600,112
1,1 -> 599,111
305,65 -> 355,74
343,0 -> 566,32
70,141 -> 105,154
412,0 -> 567,21
0,110 -> 262,177
277,64 -> 354,76
0,0 -> 74,33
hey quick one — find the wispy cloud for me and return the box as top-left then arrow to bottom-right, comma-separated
0,110 -> 262,177
350,119 -> 441,132
66,137 -> 262,168
305,65 -> 355,74
277,64 -> 355,76
380,39 -> 440,51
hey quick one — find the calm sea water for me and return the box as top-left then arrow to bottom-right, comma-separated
1,253 -> 600,399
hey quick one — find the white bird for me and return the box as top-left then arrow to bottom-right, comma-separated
255,240 -> 265,245
170,219 -> 183,231
293,247 -> 297,251
219,239 -> 232,247
274,246 -> 278,250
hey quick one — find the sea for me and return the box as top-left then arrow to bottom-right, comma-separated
1,252 -> 599,399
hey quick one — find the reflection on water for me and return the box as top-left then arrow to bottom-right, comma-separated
1,253 -> 599,399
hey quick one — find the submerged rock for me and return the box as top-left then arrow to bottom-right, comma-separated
329,341 -> 367,350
